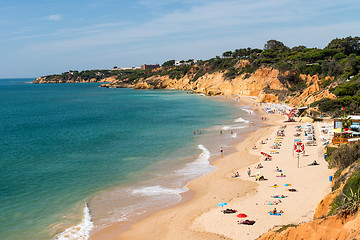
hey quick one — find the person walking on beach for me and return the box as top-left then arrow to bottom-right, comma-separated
220,147 -> 223,154
247,168 -> 251,177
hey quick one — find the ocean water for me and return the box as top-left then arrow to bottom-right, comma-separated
0,79 -> 255,240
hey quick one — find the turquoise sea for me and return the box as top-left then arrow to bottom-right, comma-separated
0,79 -> 255,240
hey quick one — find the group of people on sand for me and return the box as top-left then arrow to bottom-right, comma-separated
227,123 -> 294,226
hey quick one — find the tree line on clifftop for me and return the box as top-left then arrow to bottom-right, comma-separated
38,36 -> 360,116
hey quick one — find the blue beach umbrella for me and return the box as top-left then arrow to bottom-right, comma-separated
217,202 -> 227,207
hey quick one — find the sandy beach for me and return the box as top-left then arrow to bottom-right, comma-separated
91,96 -> 334,240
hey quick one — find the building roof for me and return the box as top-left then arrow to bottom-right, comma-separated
349,115 -> 360,120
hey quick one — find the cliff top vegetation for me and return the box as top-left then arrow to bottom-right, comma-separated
35,37 -> 360,116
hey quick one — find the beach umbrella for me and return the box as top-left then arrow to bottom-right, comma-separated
260,152 -> 272,158
237,213 -> 248,218
217,202 -> 227,207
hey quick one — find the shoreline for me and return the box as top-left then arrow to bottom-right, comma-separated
90,96 -> 284,240
52,91 -> 253,240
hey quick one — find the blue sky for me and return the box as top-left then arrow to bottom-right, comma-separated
1,0 -> 360,78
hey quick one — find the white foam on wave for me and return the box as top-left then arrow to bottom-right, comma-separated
175,144 -> 215,177
234,117 -> 249,123
131,186 -> 188,197
221,125 -> 246,131
53,204 -> 93,240
242,109 -> 254,114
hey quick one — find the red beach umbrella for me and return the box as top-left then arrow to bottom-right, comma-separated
260,152 -> 272,158
237,213 -> 248,218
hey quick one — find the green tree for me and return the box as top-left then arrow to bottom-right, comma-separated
222,51 -> 233,58
264,40 -> 289,51
326,36 -> 360,55
341,114 -> 352,129
162,60 -> 175,68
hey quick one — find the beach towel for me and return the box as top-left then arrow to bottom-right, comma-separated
270,212 -> 282,216
272,195 -> 287,198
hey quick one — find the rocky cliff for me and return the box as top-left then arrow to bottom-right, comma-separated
34,61 -> 337,108
33,75 -> 117,84
100,66 -> 336,108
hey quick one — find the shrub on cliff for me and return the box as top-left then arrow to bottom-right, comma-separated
330,168 -> 360,216
327,142 -> 360,169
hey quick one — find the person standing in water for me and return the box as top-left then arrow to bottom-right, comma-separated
220,147 -> 223,154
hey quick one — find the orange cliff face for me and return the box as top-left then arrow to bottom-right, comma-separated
114,66 -> 337,107
133,67 -> 286,102
36,63 -> 337,107
287,74 -> 336,107
257,213 -> 360,240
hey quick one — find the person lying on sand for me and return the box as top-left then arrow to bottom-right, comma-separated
275,166 -> 284,172
264,199 -> 282,205
308,160 -> 320,166
265,201 -> 277,205
272,195 -> 287,198
256,175 -> 267,181
238,220 -> 255,225
276,173 -> 286,177
268,208 -> 283,214
286,188 -> 297,192
222,208 -> 237,214
255,163 -> 263,169
232,171 -> 240,178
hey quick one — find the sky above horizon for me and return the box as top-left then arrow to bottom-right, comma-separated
1,0 -> 360,78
